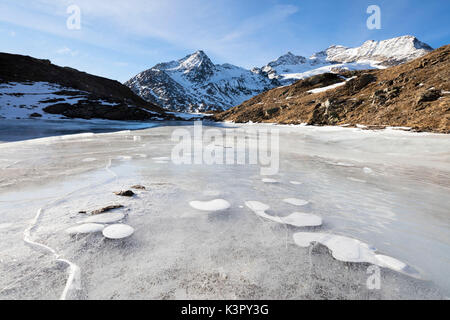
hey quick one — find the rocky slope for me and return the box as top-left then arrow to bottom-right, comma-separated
215,45 -> 450,133
127,36 -> 433,112
0,53 -> 170,121
125,50 -> 276,112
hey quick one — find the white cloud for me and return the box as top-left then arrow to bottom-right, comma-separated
57,47 -> 78,56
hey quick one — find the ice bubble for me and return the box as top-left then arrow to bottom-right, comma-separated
347,177 -> 367,183
290,181 -> 303,185
189,199 -> 231,212
117,156 -> 132,161
334,162 -> 355,167
66,223 -> 105,235
293,232 -> 420,278
283,198 -> 309,206
363,167 -> 373,174
103,224 -> 135,240
153,157 -> 171,161
80,212 -> 125,224
262,178 -> 278,183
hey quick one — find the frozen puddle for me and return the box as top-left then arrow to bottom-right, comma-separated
283,198 -> 309,206
293,233 -> 420,278
66,223 -> 105,235
79,212 -> 125,224
245,201 -> 322,227
189,199 -> 231,212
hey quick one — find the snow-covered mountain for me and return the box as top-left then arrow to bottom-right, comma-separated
125,50 -> 276,112
255,35 -> 433,85
127,36 -> 433,112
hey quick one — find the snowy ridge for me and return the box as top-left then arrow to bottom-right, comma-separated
256,35 -> 433,85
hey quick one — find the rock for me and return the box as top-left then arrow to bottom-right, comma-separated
91,205 -> 124,215
29,113 -> 42,118
131,185 -> 146,190
114,190 -> 135,197
264,107 -> 280,118
345,73 -> 376,94
418,89 -> 441,103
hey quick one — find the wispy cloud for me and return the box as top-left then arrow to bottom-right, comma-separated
56,47 -> 78,56
221,5 -> 298,42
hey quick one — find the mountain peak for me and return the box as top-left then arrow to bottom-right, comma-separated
268,52 -> 307,67
179,50 -> 213,69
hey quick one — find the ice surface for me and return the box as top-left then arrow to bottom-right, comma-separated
0,121 -> 448,299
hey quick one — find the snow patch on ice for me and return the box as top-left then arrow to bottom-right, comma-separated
103,224 -> 135,239
245,201 -> 321,227
189,199 -> 231,212
293,232 -> 420,278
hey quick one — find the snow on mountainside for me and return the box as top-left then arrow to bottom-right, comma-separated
256,35 -> 433,85
125,50 -> 276,112
127,36 -> 433,112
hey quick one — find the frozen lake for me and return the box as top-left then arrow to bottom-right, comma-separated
0,119 -> 449,299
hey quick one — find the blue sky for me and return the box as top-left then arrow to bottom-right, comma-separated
1,0 -> 449,82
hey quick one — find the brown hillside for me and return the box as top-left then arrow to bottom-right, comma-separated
216,45 -> 450,133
